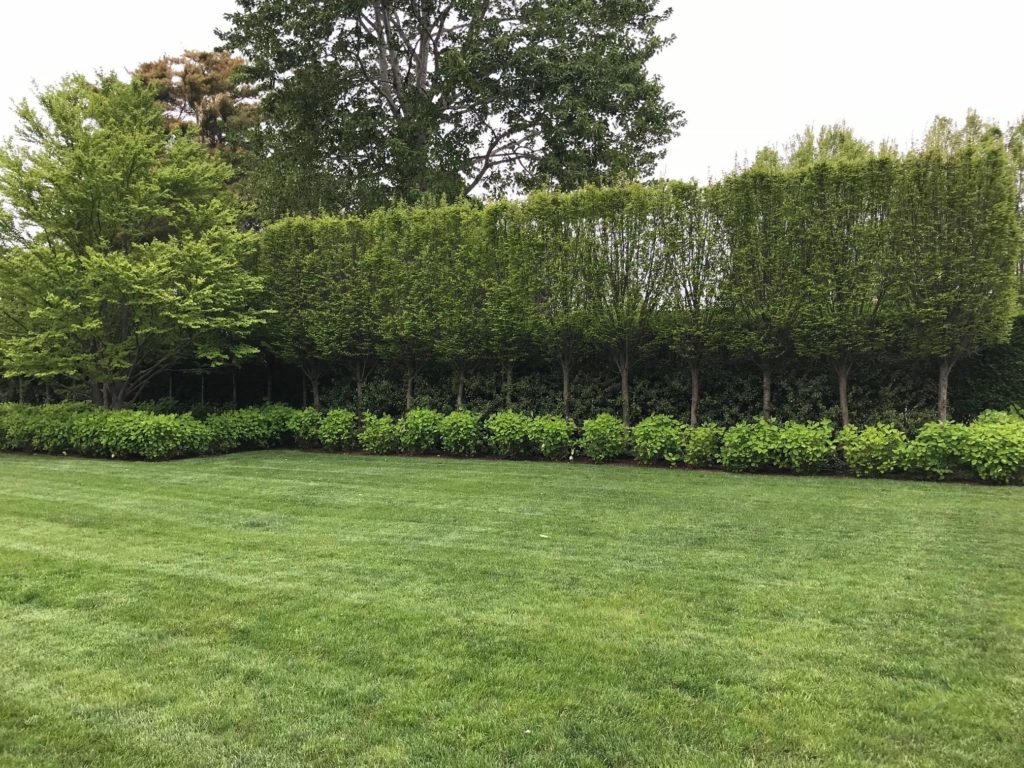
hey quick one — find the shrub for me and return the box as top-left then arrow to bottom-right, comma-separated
973,408 -> 1023,426
71,410 -> 211,460
837,424 -> 908,477
397,408 -> 444,454
958,421 -> 1024,484
440,411 -> 484,456
527,415 -> 575,460
319,409 -> 359,451
720,419 -> 784,472
0,403 -> 95,453
359,413 -> 400,455
632,414 -> 685,465
903,422 -> 969,479
287,408 -> 324,448
680,424 -> 724,468
580,414 -> 630,464
486,411 -> 533,458
204,405 -> 298,452
777,420 -> 835,474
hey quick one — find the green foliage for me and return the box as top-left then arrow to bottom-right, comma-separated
319,409 -> 359,452
485,411 -> 534,459
777,420 -> 836,474
904,422 -> 969,478
204,405 -> 297,452
358,414 -> 399,455
958,421 -> 1024,484
287,408 -> 323,448
632,414 -> 685,465
579,414 -> 631,464
439,411 -> 485,457
837,424 -> 908,477
0,74 -> 263,407
720,419 -> 784,472
219,0 -> 683,214
397,408 -> 444,454
526,416 -> 576,461
680,425 -> 725,468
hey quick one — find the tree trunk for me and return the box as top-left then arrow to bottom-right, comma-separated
91,379 -> 103,406
761,365 -> 772,420
353,359 -> 370,413
301,374 -> 307,408
560,357 -> 572,420
265,368 -> 273,404
311,376 -> 321,410
17,378 -> 24,405
616,351 -> 631,426
938,357 -> 957,422
200,374 -> 206,407
405,365 -> 415,412
231,371 -> 238,408
168,372 -> 174,400
455,370 -> 465,410
689,363 -> 700,426
836,358 -> 853,427
503,362 -> 513,409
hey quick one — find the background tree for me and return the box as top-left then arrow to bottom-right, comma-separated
218,0 -> 683,214
0,74 -> 263,407
890,138 -> 1020,420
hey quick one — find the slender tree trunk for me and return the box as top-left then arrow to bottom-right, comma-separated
503,362 -> 513,409
616,351 -> 631,426
17,377 -> 24,405
689,363 -> 700,426
91,379 -> 103,406
265,368 -> 273,404
44,383 -> 52,404
938,357 -> 957,422
560,357 -> 572,420
231,371 -> 238,408
761,365 -> 772,420
353,360 -> 370,413
311,377 -> 321,410
168,372 -> 174,400
836,358 -> 853,427
456,370 -> 465,410
405,365 -> 415,412
301,374 -> 307,409
200,374 -> 206,407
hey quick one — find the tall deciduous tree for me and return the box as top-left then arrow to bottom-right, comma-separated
218,0 -> 683,214
890,139 -> 1020,420
661,182 -> 724,425
789,157 -> 897,426
714,168 -> 801,418
0,74 -> 264,408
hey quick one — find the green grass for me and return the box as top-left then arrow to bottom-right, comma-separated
1,452 -> 1022,767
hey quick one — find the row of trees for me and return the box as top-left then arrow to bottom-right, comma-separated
260,143 -> 1020,425
0,73 -> 1019,423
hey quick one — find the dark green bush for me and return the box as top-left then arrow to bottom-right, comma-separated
319,409 -> 359,451
837,424 -> 908,477
527,415 -> 575,460
680,424 -> 724,467
486,411 -> 533,458
632,414 -> 685,465
287,408 -> 323,448
777,420 -> 836,474
903,422 -> 968,479
580,414 -> 630,464
359,413 -> 400,455
71,410 -> 211,460
958,421 -> 1024,484
440,411 -> 484,456
397,408 -> 444,454
720,419 -> 784,472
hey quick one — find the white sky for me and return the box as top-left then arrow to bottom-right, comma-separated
1,0 -> 1021,182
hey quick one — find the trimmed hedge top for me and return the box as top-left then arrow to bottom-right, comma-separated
1,403 -> 1023,484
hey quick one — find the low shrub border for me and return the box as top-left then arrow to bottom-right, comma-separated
1,403 -> 1022,484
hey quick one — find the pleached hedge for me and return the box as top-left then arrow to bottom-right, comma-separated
2,403 -> 1023,484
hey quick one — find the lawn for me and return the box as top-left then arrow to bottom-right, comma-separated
0,452 -> 1022,767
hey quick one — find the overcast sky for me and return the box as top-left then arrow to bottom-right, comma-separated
1,1 -> 1021,181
